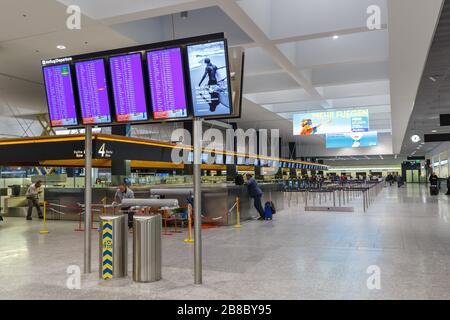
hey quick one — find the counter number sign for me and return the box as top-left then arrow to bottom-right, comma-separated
98,143 -> 113,158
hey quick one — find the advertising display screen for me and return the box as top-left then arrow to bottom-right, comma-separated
293,109 -> 369,135
326,131 -> 378,149
187,40 -> 232,117
110,53 -> 148,122
74,59 -> 112,124
43,64 -> 78,127
146,47 -> 188,120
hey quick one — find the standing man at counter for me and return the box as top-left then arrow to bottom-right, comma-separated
26,180 -> 43,221
114,183 -> 135,228
246,173 -> 265,220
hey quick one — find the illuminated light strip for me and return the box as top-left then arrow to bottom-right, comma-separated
0,133 -> 327,169
98,136 -> 326,168
0,136 -> 85,146
328,167 -> 401,171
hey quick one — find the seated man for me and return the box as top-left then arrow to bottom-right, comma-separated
114,183 -> 135,228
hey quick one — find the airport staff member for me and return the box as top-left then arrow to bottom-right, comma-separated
26,180 -> 43,220
114,183 -> 135,228
245,173 -> 265,220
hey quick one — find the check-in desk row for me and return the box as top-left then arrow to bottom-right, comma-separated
4,183 -> 285,225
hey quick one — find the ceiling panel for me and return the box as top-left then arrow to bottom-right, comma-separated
238,0 -> 388,40
278,30 -> 388,69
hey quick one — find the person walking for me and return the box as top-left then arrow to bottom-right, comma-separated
246,173 -> 265,220
26,180 -> 43,220
446,175 -> 450,195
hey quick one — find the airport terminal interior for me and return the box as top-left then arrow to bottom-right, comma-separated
1,0 -> 450,300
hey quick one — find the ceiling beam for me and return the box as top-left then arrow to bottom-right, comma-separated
216,0 -> 329,108
272,25 -> 388,45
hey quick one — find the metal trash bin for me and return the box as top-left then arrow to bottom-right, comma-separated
98,214 -> 128,279
133,214 -> 162,282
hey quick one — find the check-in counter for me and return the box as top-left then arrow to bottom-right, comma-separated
5,183 -> 284,225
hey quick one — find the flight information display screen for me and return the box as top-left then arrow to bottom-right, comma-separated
187,40 -> 232,117
43,64 -> 78,127
110,53 -> 148,122
146,47 -> 188,120
75,59 -> 112,124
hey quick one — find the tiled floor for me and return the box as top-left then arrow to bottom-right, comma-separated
0,184 -> 449,299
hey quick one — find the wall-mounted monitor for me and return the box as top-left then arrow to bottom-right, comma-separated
186,39 -> 232,117
146,47 -> 188,120
109,53 -> 148,122
43,64 -> 78,127
293,109 -> 369,136
74,59 -> 112,125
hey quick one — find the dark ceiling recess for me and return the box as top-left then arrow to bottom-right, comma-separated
424,133 -> 450,143
401,0 -> 450,154
439,113 -> 450,126
407,156 -> 425,161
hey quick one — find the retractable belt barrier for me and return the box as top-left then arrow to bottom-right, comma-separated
283,181 -> 383,213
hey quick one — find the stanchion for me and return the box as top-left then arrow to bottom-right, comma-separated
183,204 -> 194,244
39,201 -> 49,235
162,209 -> 173,235
234,197 -> 241,228
74,206 -> 84,232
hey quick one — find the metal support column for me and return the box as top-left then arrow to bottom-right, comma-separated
193,118 -> 202,284
84,125 -> 92,274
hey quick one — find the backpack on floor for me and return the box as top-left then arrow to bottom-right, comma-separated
264,202 -> 273,220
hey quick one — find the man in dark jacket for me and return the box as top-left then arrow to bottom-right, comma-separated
246,173 -> 265,220
446,176 -> 450,195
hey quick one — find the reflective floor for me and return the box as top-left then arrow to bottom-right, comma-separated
1,184 -> 449,299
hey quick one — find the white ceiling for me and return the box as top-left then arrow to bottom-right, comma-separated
0,0 -> 443,160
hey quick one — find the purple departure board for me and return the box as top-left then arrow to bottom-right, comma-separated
43,64 -> 78,127
75,59 -> 112,124
146,47 -> 188,120
109,53 -> 148,122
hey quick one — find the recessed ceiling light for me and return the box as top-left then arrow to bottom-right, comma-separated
432,130 -> 437,133
333,35 -> 339,40
429,76 -> 437,82
56,45 -> 66,50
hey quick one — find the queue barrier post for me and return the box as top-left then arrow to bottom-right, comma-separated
183,204 -> 194,244
39,201 -> 49,235
234,197 -> 241,229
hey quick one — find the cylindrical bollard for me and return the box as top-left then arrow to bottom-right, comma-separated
133,214 -> 162,283
99,214 -> 128,279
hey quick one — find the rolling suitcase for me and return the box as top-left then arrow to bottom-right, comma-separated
264,202 -> 273,220
430,185 -> 439,196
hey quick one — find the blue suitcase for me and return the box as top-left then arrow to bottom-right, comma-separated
264,202 -> 273,220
